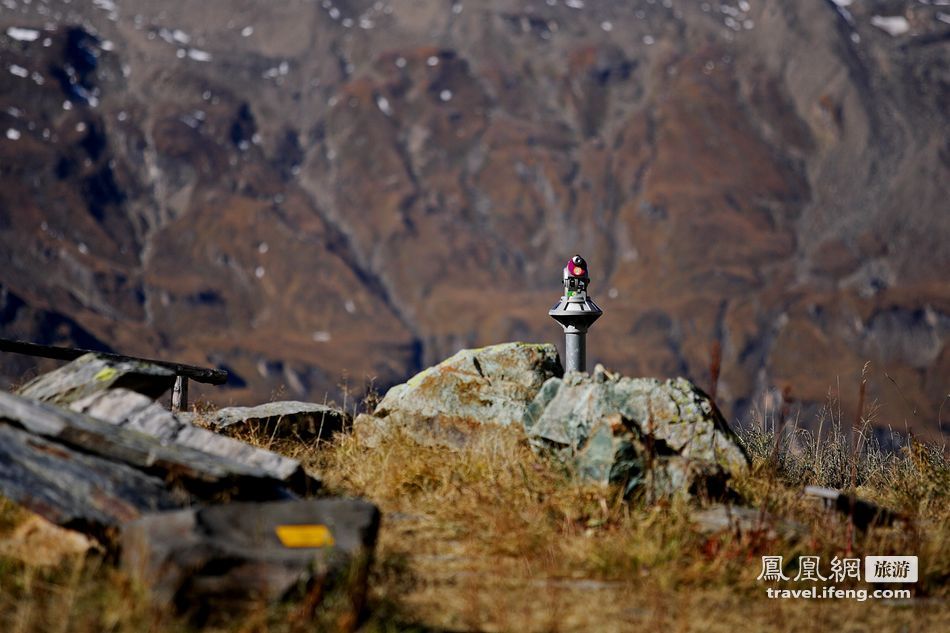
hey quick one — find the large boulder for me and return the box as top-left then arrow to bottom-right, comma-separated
355,343 -> 746,498
361,342 -> 562,446
524,366 -> 749,497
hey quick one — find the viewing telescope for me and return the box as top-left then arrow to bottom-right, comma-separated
548,255 -> 602,373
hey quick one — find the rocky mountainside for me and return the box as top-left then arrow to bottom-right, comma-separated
0,0 -> 947,438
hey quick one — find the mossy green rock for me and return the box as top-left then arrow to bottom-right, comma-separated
370,342 -> 562,445
524,366 -> 749,497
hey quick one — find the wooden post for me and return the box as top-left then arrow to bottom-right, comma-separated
171,376 -> 188,413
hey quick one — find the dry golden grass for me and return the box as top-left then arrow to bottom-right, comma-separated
0,409 -> 948,632
302,422 -> 949,632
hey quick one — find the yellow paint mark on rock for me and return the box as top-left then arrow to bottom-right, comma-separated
275,524 -> 335,548
94,367 -> 117,382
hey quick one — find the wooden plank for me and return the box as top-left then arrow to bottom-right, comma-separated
0,338 -> 228,385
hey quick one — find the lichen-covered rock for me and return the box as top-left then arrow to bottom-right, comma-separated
524,366 -> 748,498
17,353 -> 176,406
358,343 -> 744,498
367,342 -> 562,446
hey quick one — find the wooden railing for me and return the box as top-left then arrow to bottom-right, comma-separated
0,338 -> 228,412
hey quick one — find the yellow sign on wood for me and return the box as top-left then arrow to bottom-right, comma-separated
274,524 -> 335,548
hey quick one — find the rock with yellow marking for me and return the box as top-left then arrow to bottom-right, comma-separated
120,498 -> 380,622
17,353 -> 176,405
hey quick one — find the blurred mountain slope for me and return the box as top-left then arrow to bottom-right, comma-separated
0,0 -> 947,438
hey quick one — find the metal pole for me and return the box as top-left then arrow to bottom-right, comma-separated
171,376 -> 188,413
564,330 -> 586,373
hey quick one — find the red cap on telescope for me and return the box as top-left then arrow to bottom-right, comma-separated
566,255 -> 587,278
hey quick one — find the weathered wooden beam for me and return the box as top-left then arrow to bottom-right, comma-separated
0,338 -> 228,385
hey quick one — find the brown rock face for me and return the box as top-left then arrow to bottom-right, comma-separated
0,1 -> 947,439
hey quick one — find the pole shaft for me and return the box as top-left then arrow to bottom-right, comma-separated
564,331 -> 586,373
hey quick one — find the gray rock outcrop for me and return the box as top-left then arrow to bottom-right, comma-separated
359,343 -> 747,497
207,401 -> 350,440
524,366 -> 749,497
360,342 -> 562,447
